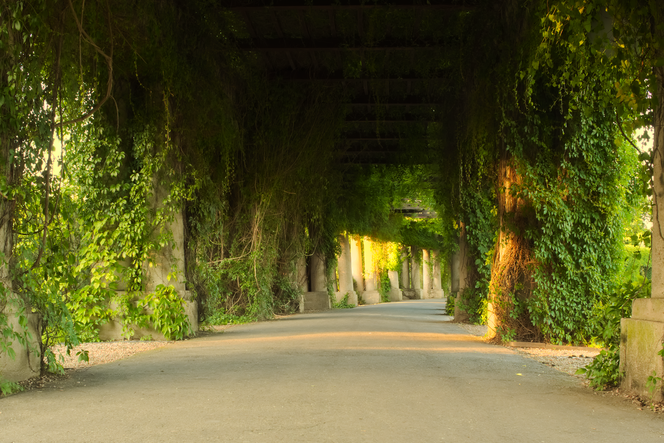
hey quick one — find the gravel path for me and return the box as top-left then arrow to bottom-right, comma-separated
50,341 -> 174,370
456,322 -> 599,377
48,324 -> 236,370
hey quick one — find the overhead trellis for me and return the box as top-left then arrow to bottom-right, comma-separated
222,0 -> 480,165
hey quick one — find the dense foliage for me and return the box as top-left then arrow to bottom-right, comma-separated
0,0 -> 661,394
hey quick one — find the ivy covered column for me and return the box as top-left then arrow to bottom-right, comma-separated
450,249 -> 460,294
621,63 -> 664,401
0,121 -> 39,380
350,235 -> 364,295
423,249 -> 431,299
362,238 -> 380,304
100,176 -> 199,340
336,234 -> 358,306
454,227 -> 470,323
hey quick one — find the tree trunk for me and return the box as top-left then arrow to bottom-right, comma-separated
486,156 -> 538,341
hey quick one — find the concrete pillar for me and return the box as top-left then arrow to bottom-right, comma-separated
310,252 -> 327,292
451,249 -> 460,294
350,235 -> 364,294
336,234 -> 358,305
400,252 -> 410,289
410,247 -> 423,299
298,252 -> 331,312
296,255 -> 308,313
454,226 -> 471,322
0,298 -> 40,382
99,177 -> 197,340
297,255 -> 309,293
328,266 -> 338,293
423,249 -> 431,299
362,238 -> 380,304
388,270 -> 403,301
621,84 -> 664,400
430,250 -> 444,299
0,144 -> 39,381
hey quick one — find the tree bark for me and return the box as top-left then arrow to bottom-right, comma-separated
487,156 -> 537,341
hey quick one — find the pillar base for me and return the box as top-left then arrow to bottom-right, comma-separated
402,289 -> 423,300
388,288 -> 403,302
620,309 -> 664,402
454,292 -> 470,323
426,289 -> 444,299
360,290 -> 381,305
99,290 -> 197,341
0,303 -> 40,382
334,291 -> 358,306
299,291 -> 331,312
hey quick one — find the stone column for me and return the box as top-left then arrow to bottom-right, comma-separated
296,255 -> 309,313
388,270 -> 403,301
146,188 -> 197,334
0,119 -> 39,381
450,249 -> 460,294
100,177 -> 197,340
336,234 -> 358,305
401,251 -> 410,289
621,65 -> 664,401
422,249 -> 431,299
430,250 -> 444,299
298,251 -> 331,312
454,225 -> 470,322
297,255 -> 309,293
410,247 -> 423,299
0,299 -> 39,382
310,252 -> 327,292
328,266 -> 338,293
362,237 -> 380,304
350,235 -> 364,294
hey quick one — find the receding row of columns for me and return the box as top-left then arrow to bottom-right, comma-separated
400,247 -> 444,300
298,235 -> 445,312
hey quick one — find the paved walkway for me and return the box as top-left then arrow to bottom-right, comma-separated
1,300 -> 662,442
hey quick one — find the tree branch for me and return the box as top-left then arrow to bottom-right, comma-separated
56,0 -> 113,128
616,112 -> 645,156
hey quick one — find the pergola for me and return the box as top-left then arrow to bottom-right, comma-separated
225,0 -> 480,164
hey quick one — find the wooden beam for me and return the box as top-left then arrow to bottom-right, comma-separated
226,1 -> 474,12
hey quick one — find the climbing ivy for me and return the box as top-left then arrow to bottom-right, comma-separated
1,0 -> 660,388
